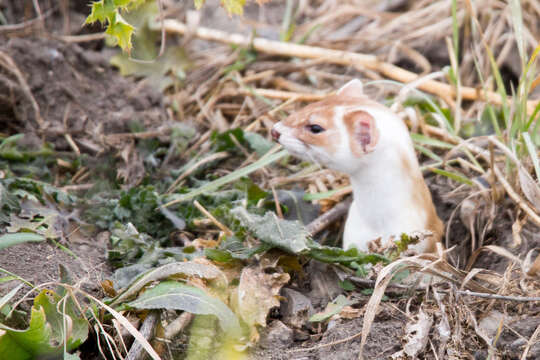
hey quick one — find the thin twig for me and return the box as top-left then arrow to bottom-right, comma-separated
150,19 -> 539,115
126,310 -> 160,360
163,312 -> 194,340
193,200 -> 233,236
306,198 -> 352,235
0,8 -> 55,33
0,51 -> 44,127
457,290 -> 540,302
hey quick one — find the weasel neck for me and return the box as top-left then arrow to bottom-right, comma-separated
347,144 -> 422,231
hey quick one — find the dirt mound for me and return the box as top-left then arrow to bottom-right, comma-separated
0,37 -> 165,150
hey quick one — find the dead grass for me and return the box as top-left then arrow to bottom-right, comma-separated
2,0 -> 540,358
151,0 -> 540,358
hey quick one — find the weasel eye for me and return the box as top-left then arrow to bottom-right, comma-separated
307,124 -> 325,134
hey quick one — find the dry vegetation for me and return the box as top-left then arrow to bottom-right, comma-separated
1,0 -> 540,359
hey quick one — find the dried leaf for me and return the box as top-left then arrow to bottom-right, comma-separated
231,263 -> 290,340
402,309 -> 433,357
518,167 -> 540,212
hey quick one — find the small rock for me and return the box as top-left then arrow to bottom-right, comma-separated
307,261 -> 343,306
293,329 -> 310,341
280,288 -> 315,329
259,320 -> 294,349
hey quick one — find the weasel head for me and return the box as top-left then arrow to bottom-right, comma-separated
272,79 -> 382,174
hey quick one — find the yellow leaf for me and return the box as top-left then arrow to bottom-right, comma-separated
106,13 -> 135,53
221,0 -> 246,15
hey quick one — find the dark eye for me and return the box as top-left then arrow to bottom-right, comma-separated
307,124 -> 325,134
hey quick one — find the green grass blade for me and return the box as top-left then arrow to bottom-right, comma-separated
430,168 -> 473,186
162,149 -> 288,207
0,283 -> 24,310
411,133 -> 454,149
523,132 -> 540,182
303,188 -> 343,201
414,144 -> 442,162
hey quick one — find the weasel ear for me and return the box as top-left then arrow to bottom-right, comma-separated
343,110 -> 379,156
336,79 -> 364,98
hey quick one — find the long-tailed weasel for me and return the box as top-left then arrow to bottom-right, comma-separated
271,79 -> 443,253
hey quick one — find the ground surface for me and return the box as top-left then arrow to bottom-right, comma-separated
1,1 -> 540,360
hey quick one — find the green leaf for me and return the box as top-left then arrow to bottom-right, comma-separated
204,248 -> 233,263
244,132 -> 274,156
111,261 -> 225,305
309,295 -> 353,323
235,178 -> 268,206
106,13 -> 135,52
210,235 -> 271,261
211,129 -> 246,152
308,244 -> 387,266
193,0 -> 205,9
85,0 -> 113,24
0,233 -> 45,250
113,0 -> 132,7
126,281 -> 242,337
231,207 -> 311,254
338,280 -> 355,291
222,0 -> 246,15
0,290 -> 88,359
0,183 -> 20,224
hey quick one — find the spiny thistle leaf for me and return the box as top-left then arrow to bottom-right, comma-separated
106,13 -> 135,53
85,0 -> 137,53
85,0 -> 113,24
194,0 -> 205,10
222,0 -> 246,15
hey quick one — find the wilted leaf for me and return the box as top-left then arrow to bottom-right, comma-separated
518,166 -> 540,211
402,309 -> 433,357
231,264 -> 290,339
0,290 -> 88,359
309,295 -> 353,323
126,281 -> 242,337
7,202 -> 65,240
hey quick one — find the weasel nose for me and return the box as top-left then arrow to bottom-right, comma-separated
271,128 -> 281,141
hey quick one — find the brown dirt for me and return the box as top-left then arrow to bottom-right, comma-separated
0,36 -> 165,149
